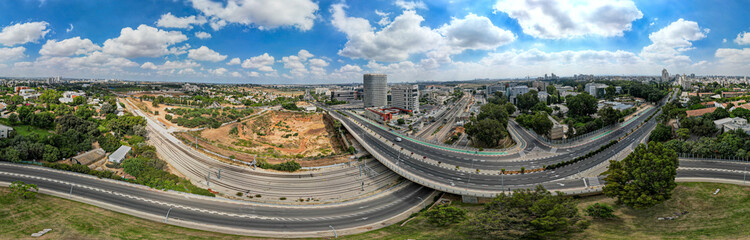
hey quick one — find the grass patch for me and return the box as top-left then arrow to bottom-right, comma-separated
7,124 -> 53,138
0,183 -> 747,239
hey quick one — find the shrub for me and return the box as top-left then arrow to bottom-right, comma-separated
586,203 -> 616,219
425,204 -> 467,226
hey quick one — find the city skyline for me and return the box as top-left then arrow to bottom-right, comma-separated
0,0 -> 749,84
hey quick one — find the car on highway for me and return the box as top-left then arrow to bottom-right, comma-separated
395,137 -> 402,142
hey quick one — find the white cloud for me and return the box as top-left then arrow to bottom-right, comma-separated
230,71 -> 242,77
194,31 -> 212,39
336,64 -> 362,73
0,21 -> 50,46
156,13 -> 207,29
331,4 -> 441,61
640,19 -> 707,66
375,10 -> 391,26
66,24 -> 74,33
141,62 -> 158,70
394,0 -> 427,10
297,49 -> 313,61
34,51 -> 139,70
227,57 -> 241,65
39,37 -> 100,57
309,58 -> 328,67
493,0 -> 643,39
241,53 -> 275,70
168,44 -> 191,56
0,47 -> 25,62
103,25 -> 187,58
187,46 -> 227,62
735,32 -> 750,45
715,48 -> 750,64
248,71 -> 260,77
141,60 -> 201,70
332,4 -> 514,66
209,67 -> 228,75
438,13 -> 515,51
209,17 -> 227,31
189,0 -> 319,31
723,38 -> 728,43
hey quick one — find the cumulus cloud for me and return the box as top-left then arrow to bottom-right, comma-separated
0,47 -> 25,62
141,60 -> 201,70
66,24 -> 74,33
194,31 -> 212,39
438,13 -> 515,51
189,0 -> 319,31
735,32 -> 750,45
332,4 -> 514,65
394,0 -> 427,10
39,37 -> 100,56
336,64 -> 362,73
0,21 -> 50,46
715,48 -> 750,64
34,51 -> 138,70
640,19 -> 707,65
209,67 -> 228,75
241,53 -> 275,70
494,0 -> 643,39
230,71 -> 242,77
103,25 -> 187,58
156,13 -> 207,29
227,57 -> 241,65
187,46 -> 227,62
331,4 -> 441,61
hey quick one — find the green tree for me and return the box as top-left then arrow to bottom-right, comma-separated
229,126 -> 239,135
585,203 -> 616,219
4,148 -> 21,163
466,185 -> 588,239
566,93 -> 598,118
649,123 -> 673,142
598,106 -> 621,126
72,96 -> 86,105
43,145 -> 61,162
397,118 -> 406,125
603,142 -> 678,209
605,85 -> 617,98
465,118 -> 506,148
98,134 -> 122,152
100,102 -> 116,116
9,181 -> 38,199
517,90 -> 540,113
676,128 -> 690,140
518,112 -> 553,135
425,204 -> 467,226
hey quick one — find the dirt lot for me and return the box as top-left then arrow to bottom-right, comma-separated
182,110 -> 352,166
120,97 -> 193,131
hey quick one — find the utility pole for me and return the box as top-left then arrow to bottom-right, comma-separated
217,169 -> 221,179
206,172 -> 210,187
417,196 -> 425,209
69,185 -> 73,199
745,166 -> 747,185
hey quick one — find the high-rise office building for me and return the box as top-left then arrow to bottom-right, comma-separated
363,74 -> 387,108
661,68 -> 669,82
391,84 -> 419,113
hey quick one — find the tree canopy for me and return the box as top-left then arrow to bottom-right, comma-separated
465,185 -> 588,239
566,93 -> 598,118
603,142 -> 678,209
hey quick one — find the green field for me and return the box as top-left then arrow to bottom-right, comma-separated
0,182 -> 748,239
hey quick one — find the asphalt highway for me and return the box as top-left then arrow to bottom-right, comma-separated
0,163 -> 433,236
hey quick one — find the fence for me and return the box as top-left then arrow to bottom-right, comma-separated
679,153 -> 750,162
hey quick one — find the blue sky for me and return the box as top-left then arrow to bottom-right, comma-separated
0,0 -> 749,84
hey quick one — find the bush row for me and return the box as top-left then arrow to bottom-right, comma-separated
545,140 -> 618,170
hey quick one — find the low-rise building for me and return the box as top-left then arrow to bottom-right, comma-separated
108,145 -> 132,163
714,117 -> 750,134
686,107 -> 717,117
72,148 -> 106,165
0,124 -> 13,138
330,90 -> 357,102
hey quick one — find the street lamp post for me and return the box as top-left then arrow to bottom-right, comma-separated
164,207 -> 173,223
329,225 -> 338,238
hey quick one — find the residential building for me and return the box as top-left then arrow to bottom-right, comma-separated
486,84 -> 506,98
508,85 -> 529,105
585,83 -> 608,98
0,124 -> 13,138
661,68 -> 670,82
685,107 -> 717,117
537,91 -> 549,102
714,117 -> 750,134
363,74 -> 387,108
108,145 -> 132,163
391,84 -> 419,113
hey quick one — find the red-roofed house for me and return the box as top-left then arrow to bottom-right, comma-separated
686,107 -> 717,117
